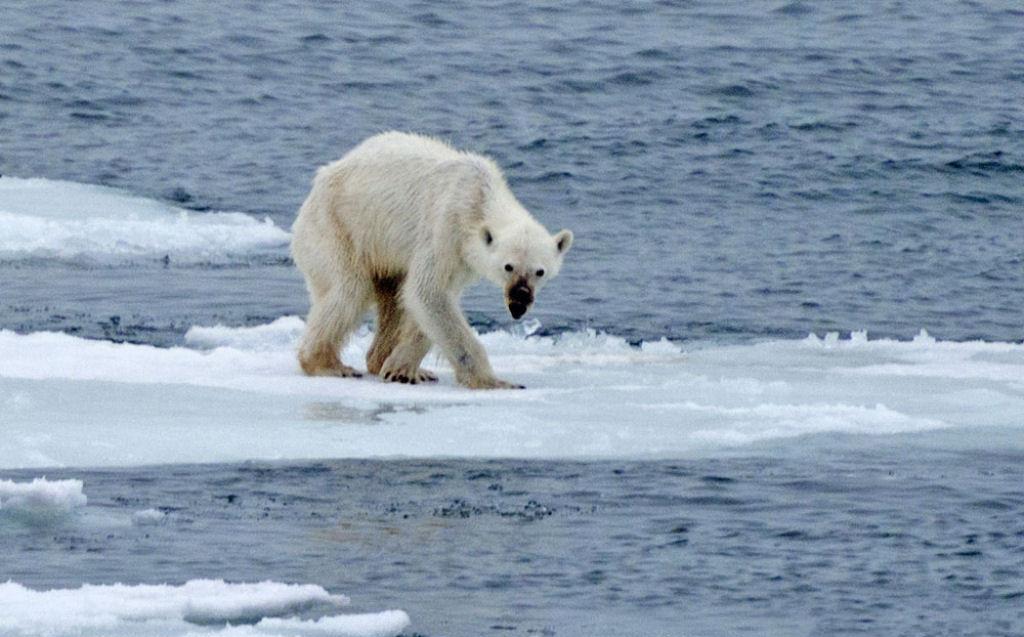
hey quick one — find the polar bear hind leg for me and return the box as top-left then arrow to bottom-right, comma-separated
366,276 -> 403,376
298,272 -> 371,377
368,275 -> 437,384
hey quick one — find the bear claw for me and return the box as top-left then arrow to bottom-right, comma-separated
462,376 -> 525,390
381,367 -> 437,385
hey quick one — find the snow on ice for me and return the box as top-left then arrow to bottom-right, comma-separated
0,477 -> 87,525
0,177 -> 288,263
0,579 -> 410,637
1,318 -> 1022,469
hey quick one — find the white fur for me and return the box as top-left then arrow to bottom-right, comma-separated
291,132 -> 572,389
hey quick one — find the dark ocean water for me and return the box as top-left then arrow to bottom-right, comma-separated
3,441 -> 1024,637
2,0 -> 1023,345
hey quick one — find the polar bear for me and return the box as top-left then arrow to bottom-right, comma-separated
290,132 -> 573,389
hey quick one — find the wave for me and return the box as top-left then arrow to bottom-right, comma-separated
0,177 -> 290,264
1,320 -> 1022,467
0,579 -> 409,637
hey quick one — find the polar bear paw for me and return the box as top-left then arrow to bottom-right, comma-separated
462,375 -> 525,390
304,362 -> 363,378
380,363 -> 438,385
299,349 -> 363,378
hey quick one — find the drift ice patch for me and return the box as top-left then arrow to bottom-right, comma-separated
0,579 -> 410,637
0,177 -> 289,263
2,319 -> 1022,468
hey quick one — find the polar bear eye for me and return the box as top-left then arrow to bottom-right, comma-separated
504,263 -> 513,272
535,269 -> 545,277
483,229 -> 493,245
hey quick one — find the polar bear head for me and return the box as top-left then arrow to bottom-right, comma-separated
470,219 -> 573,320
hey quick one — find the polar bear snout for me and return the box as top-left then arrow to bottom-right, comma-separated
507,281 -> 534,320
508,300 -> 530,320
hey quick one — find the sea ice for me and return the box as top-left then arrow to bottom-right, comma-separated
0,579 -> 409,637
1,318 -> 1022,469
130,508 -> 167,526
0,177 -> 289,263
0,477 -> 87,517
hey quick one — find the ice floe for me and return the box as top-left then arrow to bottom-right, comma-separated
1,319 -> 1022,468
130,507 -> 167,526
0,177 -> 289,263
0,579 -> 409,637
0,477 -> 87,520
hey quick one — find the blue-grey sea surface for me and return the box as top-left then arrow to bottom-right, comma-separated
2,440 -> 1024,637
1,0 -> 1022,345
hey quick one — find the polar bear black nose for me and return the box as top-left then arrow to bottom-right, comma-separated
507,281 -> 533,320
510,283 -> 533,306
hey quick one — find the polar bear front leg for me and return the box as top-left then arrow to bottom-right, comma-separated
379,318 -> 438,384
403,282 -> 523,390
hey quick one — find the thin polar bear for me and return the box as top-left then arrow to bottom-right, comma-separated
290,132 -> 573,389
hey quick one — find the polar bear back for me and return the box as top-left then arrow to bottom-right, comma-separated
294,132 -> 501,278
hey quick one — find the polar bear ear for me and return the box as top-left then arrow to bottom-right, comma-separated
554,229 -> 573,255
